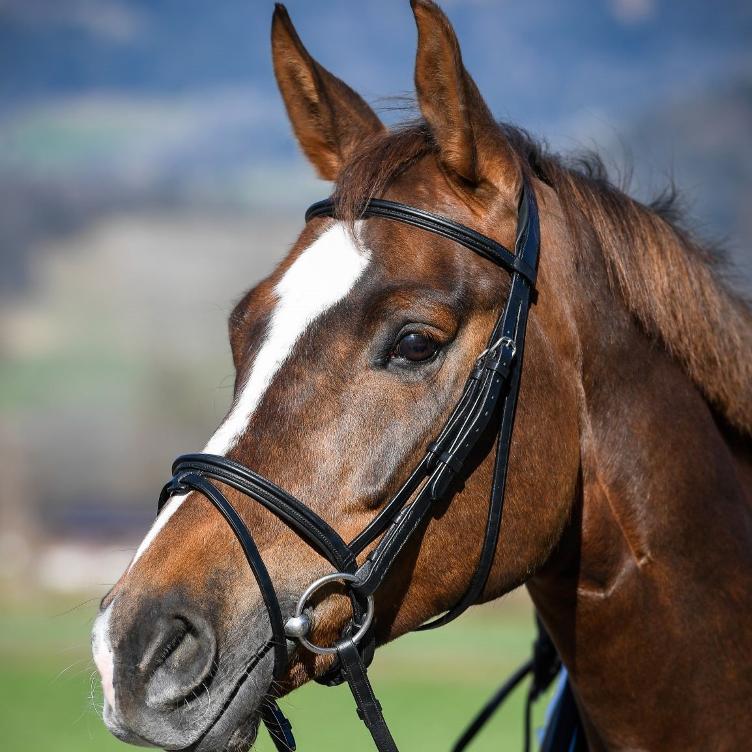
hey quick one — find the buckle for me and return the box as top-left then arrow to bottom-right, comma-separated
476,336 -> 516,379
476,335 -> 516,364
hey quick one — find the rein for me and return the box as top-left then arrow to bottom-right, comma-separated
158,182 -> 543,751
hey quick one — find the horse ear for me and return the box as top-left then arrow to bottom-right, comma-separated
410,0 -> 518,189
271,4 -> 385,181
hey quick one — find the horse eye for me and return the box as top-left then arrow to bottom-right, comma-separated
394,332 -> 439,362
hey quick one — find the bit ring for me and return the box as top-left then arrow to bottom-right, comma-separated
285,572 -> 374,656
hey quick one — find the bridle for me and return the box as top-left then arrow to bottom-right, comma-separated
160,183 -> 540,750
157,180 -> 540,751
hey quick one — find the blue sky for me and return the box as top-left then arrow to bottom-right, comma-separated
2,0 -> 750,149
1,1 -> 750,278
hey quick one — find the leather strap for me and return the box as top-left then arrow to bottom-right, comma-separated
164,454 -> 356,572
306,197 -> 537,286
420,184 -> 539,630
166,473 -> 289,680
336,639 -> 399,752
452,658 -> 533,752
347,456 -> 431,555
452,617 -> 563,752
260,701 -> 297,751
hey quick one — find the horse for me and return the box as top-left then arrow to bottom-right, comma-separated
92,1 -> 752,750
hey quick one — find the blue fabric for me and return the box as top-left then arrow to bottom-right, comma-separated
539,669 -> 585,752
541,669 -> 569,737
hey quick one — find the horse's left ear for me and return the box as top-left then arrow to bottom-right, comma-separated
411,0 -> 519,190
272,3 -> 385,181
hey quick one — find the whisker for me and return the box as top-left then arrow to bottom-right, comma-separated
53,597 -> 101,617
50,657 -> 95,684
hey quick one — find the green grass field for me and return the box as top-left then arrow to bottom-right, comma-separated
0,590 -> 552,751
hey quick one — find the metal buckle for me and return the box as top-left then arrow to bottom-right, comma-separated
284,572 -> 375,656
476,335 -> 516,363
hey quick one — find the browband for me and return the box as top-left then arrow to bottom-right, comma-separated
306,197 -> 538,285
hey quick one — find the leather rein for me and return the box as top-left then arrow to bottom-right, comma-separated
158,181 -> 540,751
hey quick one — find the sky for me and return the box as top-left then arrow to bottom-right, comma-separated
2,0 -> 750,154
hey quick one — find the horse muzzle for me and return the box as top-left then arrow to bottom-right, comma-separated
92,591 -> 274,751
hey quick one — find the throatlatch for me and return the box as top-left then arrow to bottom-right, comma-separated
158,182 -> 555,751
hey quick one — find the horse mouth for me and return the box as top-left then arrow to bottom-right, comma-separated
185,640 -> 274,752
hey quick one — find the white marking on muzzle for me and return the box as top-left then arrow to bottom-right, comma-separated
92,603 -> 116,710
128,222 -> 369,567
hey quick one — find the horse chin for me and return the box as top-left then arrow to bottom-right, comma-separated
103,693 -> 261,752
102,702 -> 156,748
185,657 -> 270,752
189,711 -> 260,752
224,717 -> 261,752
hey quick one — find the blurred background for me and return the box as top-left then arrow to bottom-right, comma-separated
1,1 -> 750,750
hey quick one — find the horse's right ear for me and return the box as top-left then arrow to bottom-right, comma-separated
271,4 -> 384,181
411,0 -> 519,191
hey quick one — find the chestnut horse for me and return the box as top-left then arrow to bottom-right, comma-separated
93,1 -> 752,750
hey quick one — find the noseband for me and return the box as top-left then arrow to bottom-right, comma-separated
158,182 -> 540,751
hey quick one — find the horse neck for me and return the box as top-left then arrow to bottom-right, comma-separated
526,246 -> 752,749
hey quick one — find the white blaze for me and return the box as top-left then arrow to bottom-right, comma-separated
205,222 -> 369,455
92,603 -> 116,709
128,222 -> 369,567
129,492 -> 187,569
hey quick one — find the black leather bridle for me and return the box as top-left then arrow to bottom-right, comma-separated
158,180 -> 540,751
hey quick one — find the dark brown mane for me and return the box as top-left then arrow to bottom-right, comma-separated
334,120 -> 752,435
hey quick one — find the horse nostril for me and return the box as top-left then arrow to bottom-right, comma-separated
141,617 -> 188,674
141,613 -> 217,710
